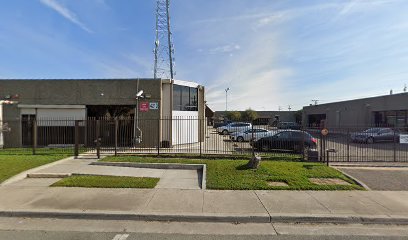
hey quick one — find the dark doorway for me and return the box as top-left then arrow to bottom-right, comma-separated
21,114 -> 36,146
308,114 -> 326,127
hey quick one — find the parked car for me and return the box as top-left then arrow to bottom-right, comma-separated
350,128 -> 399,144
277,122 -> 301,130
217,122 -> 252,135
213,120 -> 232,129
252,130 -> 317,153
230,128 -> 274,142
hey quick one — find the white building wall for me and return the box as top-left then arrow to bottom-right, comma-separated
172,111 -> 198,145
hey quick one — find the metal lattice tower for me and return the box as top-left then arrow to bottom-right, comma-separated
154,0 -> 175,79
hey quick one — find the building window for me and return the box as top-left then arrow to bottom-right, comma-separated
172,84 -> 198,111
173,85 -> 182,111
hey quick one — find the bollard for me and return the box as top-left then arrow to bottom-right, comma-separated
95,137 -> 101,159
326,149 -> 336,166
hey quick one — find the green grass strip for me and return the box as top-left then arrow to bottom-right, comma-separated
0,154 -> 69,183
101,156 -> 364,190
51,175 -> 159,188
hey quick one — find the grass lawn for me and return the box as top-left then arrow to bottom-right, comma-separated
102,156 -> 363,190
51,175 -> 159,188
0,149 -> 70,183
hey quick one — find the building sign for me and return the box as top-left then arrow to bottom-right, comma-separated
140,102 -> 149,112
149,102 -> 159,110
400,134 -> 408,144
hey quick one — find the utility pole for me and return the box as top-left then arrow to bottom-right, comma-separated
154,0 -> 175,79
225,88 -> 230,111
278,106 -> 282,111
311,99 -> 319,106
288,105 -> 292,111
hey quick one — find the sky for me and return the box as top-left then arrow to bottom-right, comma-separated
1,0 -> 408,111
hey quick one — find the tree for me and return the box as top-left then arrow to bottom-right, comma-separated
242,108 -> 258,122
225,111 -> 241,121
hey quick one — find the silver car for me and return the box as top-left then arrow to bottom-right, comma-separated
217,122 -> 252,135
230,128 -> 273,142
351,128 -> 399,144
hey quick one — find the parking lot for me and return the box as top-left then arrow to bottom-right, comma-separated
208,125 -> 408,162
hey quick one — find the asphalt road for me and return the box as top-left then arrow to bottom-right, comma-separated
0,231 -> 407,240
0,217 -> 407,240
339,167 -> 408,190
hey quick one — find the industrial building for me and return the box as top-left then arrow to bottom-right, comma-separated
0,79 -> 205,148
214,111 -> 297,125
302,92 -> 408,128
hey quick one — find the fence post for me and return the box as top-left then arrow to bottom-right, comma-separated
251,120 -> 256,158
326,150 -> 330,166
74,120 -> 79,158
32,118 -> 37,155
301,125 -> 305,161
114,119 -> 118,157
347,129 -> 350,162
319,132 -> 323,162
96,120 -> 100,159
393,128 -> 397,162
157,118 -> 160,156
199,118 -> 202,157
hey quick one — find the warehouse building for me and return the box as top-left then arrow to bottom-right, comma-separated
214,111 -> 297,125
0,79 -> 205,148
302,92 -> 408,128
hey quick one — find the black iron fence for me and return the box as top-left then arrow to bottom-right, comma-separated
1,118 -> 408,162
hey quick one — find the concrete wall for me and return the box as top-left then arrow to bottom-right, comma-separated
0,79 -> 162,106
198,86 -> 205,142
302,93 -> 408,127
2,104 -> 21,147
0,79 -> 205,148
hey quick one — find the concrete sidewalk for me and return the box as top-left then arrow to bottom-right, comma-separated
0,184 -> 407,224
2,156 -> 201,190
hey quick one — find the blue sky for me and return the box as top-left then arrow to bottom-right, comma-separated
1,0 -> 408,111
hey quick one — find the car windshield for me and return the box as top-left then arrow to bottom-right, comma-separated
363,128 -> 382,133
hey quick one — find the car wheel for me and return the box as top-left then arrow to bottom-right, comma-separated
222,129 -> 229,135
366,137 -> 374,144
237,136 -> 244,142
261,143 -> 270,152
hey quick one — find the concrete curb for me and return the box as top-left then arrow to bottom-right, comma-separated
1,211 -> 407,225
333,167 -> 372,190
27,173 -> 71,178
92,162 -> 207,190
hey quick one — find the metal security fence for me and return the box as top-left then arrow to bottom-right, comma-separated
1,118 -> 408,162
307,126 -> 408,162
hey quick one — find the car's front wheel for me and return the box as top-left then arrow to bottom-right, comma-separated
261,143 -> 270,152
237,136 -> 244,142
222,129 -> 229,135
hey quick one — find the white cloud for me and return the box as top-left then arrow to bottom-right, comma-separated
207,44 -> 240,55
40,0 -> 93,33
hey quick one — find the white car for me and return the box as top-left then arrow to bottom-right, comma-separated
230,128 -> 275,142
217,122 -> 252,135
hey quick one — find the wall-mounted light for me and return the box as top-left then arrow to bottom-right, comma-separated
100,93 -> 104,96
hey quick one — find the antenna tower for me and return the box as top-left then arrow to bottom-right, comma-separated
154,0 -> 175,79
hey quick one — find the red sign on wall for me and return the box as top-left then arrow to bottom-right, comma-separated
140,102 -> 149,112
